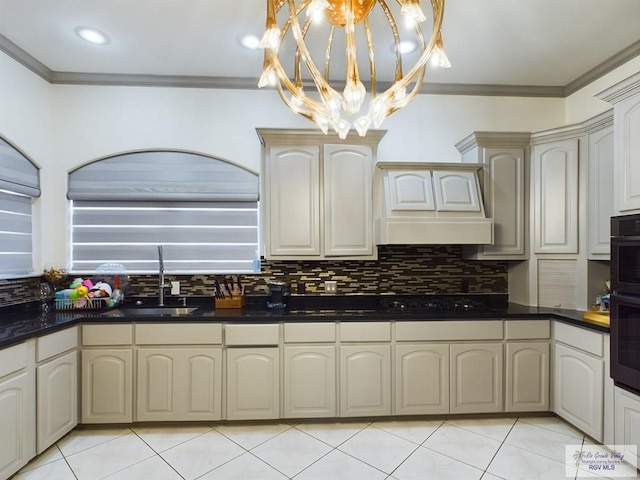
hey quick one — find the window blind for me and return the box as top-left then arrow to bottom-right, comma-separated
68,151 -> 259,274
0,138 -> 40,197
0,190 -> 33,275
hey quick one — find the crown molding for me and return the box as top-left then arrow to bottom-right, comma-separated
565,39 -> 640,96
2,32 -> 638,99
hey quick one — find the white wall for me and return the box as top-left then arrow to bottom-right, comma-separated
0,49 -> 637,270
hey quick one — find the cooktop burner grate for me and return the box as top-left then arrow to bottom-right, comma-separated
379,296 -> 493,312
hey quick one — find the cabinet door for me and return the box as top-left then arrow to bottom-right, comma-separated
533,139 -> 579,253
0,372 -> 34,479
614,387 -> 640,468
226,348 -> 279,420
324,144 -> 373,256
614,94 -> 640,213
283,346 -> 336,418
450,343 -> 503,413
554,343 -> 603,441
481,148 -> 527,258
386,170 -> 435,212
266,145 -> 320,256
588,125 -> 614,258
137,348 -> 222,422
505,342 -> 549,412
81,349 -> 132,424
37,350 -> 78,453
395,344 -> 449,415
340,344 -> 391,417
432,170 -> 481,212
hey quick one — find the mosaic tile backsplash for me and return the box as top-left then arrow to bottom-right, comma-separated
0,245 -> 507,307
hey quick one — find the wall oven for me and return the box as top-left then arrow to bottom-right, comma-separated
610,214 -> 640,395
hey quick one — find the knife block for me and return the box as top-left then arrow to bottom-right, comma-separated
215,295 -> 246,309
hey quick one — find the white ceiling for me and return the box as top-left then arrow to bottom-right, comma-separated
1,0 -> 639,96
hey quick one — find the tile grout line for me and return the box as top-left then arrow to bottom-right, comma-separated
478,416 -> 520,480
129,428 -> 187,480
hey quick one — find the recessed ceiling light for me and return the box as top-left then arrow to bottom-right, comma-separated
240,35 -> 261,50
396,40 -> 418,54
74,26 -> 110,45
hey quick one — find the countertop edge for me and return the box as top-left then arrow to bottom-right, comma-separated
0,302 -> 610,349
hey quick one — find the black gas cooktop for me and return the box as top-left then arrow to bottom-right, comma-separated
379,295 -> 506,312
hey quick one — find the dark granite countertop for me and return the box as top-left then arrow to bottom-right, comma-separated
0,295 -> 610,349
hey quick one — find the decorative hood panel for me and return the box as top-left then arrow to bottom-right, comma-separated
374,162 -> 493,245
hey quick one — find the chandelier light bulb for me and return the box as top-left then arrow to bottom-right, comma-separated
257,65 -> 277,87
307,0 -> 330,20
259,25 -> 281,50
354,116 -> 372,137
400,1 -> 427,24
342,79 -> 367,115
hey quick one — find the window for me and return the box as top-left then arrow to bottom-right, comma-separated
0,137 -> 40,277
68,151 -> 259,274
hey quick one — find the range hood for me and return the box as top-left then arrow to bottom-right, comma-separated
374,162 -> 493,245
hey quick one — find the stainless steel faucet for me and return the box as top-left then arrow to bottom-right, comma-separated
158,245 -> 169,306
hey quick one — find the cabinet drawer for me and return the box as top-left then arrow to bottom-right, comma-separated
284,323 -> 336,343
82,324 -> 133,346
340,322 -> 391,342
135,323 -> 222,345
0,342 -> 29,377
225,324 -> 280,346
396,320 -> 503,342
554,321 -> 603,357
37,326 -> 78,362
505,320 -> 550,340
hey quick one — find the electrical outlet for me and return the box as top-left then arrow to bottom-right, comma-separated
171,281 -> 180,295
324,280 -> 337,294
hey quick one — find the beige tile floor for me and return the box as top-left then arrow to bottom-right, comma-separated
12,415 -> 634,480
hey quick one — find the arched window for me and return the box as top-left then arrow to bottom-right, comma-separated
67,151 -> 259,274
0,137 -> 40,277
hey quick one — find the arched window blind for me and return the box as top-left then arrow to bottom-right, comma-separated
68,151 -> 259,274
0,137 -> 40,276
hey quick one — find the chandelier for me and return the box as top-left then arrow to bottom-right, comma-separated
258,0 -> 449,138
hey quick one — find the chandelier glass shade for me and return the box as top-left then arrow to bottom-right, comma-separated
258,0 -> 449,138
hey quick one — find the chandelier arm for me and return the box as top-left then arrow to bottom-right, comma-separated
384,0 -> 444,95
363,18 -> 376,99
295,15 -> 314,87
286,0 -> 340,104
345,2 -> 358,84
377,0 -> 403,82
324,26 -> 335,82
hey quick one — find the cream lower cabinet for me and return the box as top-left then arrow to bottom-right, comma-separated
135,323 -> 223,422
504,319 -> 551,413
81,324 -> 133,424
0,341 -> 35,480
451,343 -> 504,414
553,322 -> 605,441
226,348 -> 280,420
394,344 -> 449,415
36,327 -> 78,453
283,346 -> 336,418
614,387 -> 640,468
554,343 -> 603,441
505,343 -> 549,412
340,344 -> 391,417
137,348 -> 222,421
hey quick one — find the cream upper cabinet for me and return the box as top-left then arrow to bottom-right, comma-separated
258,129 -> 385,260
456,132 -> 530,260
324,144 -> 374,256
387,170 -> 435,211
265,145 -> 321,256
532,137 -> 579,254
586,115 -> 614,259
597,72 -> 640,214
432,170 -> 481,212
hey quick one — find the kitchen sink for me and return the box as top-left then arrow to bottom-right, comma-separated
100,307 -> 198,317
